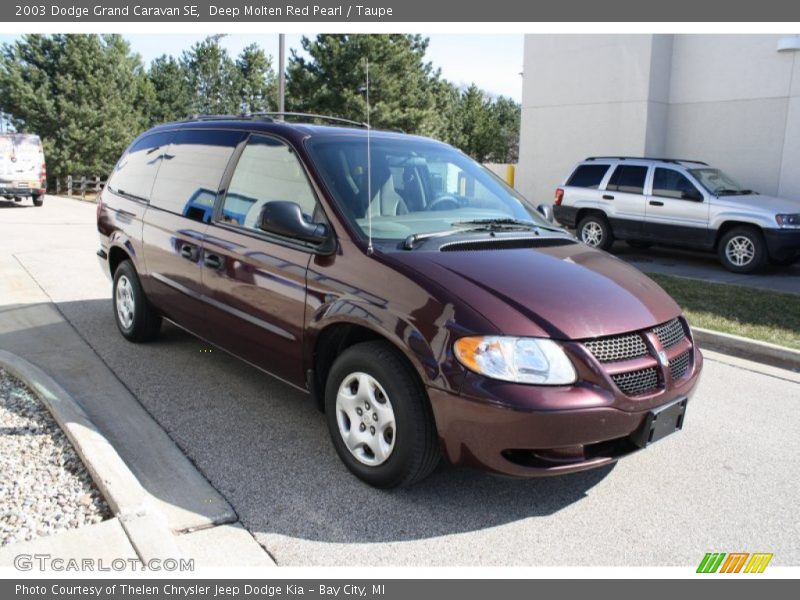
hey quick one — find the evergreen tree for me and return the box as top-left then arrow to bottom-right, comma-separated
182,36 -> 241,115
287,34 -> 441,134
147,54 -> 191,124
0,34 -> 151,180
236,43 -> 276,114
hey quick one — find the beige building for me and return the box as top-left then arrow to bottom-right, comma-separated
517,34 -> 800,205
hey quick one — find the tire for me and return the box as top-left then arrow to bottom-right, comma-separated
32,195 -> 44,207
717,226 -> 768,274
324,341 -> 440,488
577,214 -> 615,251
112,260 -> 162,342
626,240 -> 652,250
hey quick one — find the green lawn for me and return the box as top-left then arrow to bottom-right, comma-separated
648,273 -> 800,350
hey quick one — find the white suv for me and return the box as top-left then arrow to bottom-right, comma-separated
552,156 -> 800,273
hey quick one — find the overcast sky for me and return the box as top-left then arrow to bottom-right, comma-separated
0,33 -> 524,101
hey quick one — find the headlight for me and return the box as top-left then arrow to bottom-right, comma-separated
775,214 -> 800,229
454,336 -> 577,385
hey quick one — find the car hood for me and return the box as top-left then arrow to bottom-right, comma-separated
716,193 -> 800,214
388,240 -> 681,340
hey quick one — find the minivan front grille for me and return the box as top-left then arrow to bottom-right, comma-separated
654,318 -> 686,349
670,350 -> 691,381
611,367 -> 659,397
584,333 -> 648,363
582,317 -> 692,398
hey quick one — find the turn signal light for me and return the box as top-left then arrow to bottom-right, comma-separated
554,188 -> 564,206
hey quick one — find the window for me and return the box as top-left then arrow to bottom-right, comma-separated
221,135 -> 322,232
606,165 -> 647,195
652,169 -> 701,200
149,129 -> 244,220
566,164 -> 610,189
107,132 -> 173,201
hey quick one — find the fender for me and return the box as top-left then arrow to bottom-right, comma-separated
710,211 -> 773,232
305,297 -> 467,394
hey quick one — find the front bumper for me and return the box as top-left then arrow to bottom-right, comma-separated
763,228 -> 800,261
428,346 -> 703,477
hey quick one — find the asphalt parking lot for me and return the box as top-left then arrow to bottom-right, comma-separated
612,241 -> 800,295
2,196 -> 799,566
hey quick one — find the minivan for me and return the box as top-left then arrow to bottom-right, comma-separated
97,116 -> 703,488
0,133 -> 46,206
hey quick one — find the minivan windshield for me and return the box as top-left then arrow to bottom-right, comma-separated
305,135 -> 548,241
689,168 -> 753,196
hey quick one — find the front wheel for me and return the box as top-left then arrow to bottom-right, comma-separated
718,226 -> 768,274
577,214 -> 615,251
324,341 -> 440,488
112,260 -> 162,342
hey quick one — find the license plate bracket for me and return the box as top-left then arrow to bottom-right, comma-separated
631,398 -> 687,448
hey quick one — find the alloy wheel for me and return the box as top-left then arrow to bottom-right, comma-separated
581,221 -> 603,247
725,235 -> 755,267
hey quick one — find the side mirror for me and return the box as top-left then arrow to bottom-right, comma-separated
258,201 -> 329,244
681,189 -> 703,202
536,203 -> 555,223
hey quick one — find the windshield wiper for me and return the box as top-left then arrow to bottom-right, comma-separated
403,218 -> 564,250
402,229 -> 464,250
716,188 -> 754,196
453,218 -> 539,230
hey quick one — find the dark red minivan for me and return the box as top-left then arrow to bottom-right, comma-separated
97,115 -> 703,488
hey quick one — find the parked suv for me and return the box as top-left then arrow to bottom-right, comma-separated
97,117 -> 702,488
553,157 -> 800,273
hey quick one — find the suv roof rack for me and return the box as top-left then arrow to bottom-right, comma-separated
585,156 -> 708,166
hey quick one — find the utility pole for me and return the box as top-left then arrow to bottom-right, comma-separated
278,34 -> 286,116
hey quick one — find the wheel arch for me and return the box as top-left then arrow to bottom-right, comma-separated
306,310 -> 444,411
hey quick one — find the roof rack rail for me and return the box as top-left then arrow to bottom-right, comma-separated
585,156 -> 708,166
182,114 -> 272,123
248,112 -> 368,128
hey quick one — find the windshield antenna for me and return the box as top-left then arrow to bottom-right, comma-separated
365,58 -> 374,256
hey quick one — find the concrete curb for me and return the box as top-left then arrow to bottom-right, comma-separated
0,349 -> 182,562
693,327 -> 800,372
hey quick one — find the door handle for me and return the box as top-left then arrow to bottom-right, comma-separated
204,253 -> 224,270
649,200 -> 664,207
179,244 -> 197,261
602,194 -> 614,200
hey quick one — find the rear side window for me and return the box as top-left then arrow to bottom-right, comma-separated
652,168 -> 700,200
149,129 -> 245,220
107,132 -> 173,201
566,164 -> 610,189
606,165 -> 648,195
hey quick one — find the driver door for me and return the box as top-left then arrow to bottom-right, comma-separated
644,167 -> 712,247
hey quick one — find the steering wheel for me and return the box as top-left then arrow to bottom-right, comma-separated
427,195 -> 461,211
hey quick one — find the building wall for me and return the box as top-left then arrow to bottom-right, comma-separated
518,34 -> 800,204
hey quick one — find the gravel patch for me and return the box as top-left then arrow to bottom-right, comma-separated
0,367 -> 110,546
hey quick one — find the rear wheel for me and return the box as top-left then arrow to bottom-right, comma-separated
112,260 -> 161,342
32,195 -> 44,207
717,226 -> 768,274
577,214 -> 615,251
324,341 -> 440,488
